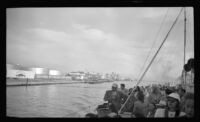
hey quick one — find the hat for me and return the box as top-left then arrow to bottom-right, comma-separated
112,83 -> 118,88
167,93 -> 180,102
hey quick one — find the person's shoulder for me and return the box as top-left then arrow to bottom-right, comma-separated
134,101 -> 141,105
156,108 -> 165,112
154,108 -> 165,117
117,90 -> 124,94
105,90 -> 112,93
125,88 -> 129,91
179,112 -> 187,117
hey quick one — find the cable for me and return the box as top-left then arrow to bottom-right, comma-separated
137,8 -> 169,81
118,7 -> 184,114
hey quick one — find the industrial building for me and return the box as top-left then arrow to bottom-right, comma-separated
67,71 -> 85,81
49,69 -> 65,79
30,67 -> 49,79
6,64 -> 35,79
6,64 -> 70,80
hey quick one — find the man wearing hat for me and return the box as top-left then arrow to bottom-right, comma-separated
104,83 -> 127,113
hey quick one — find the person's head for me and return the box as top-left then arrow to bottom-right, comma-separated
129,88 -> 133,95
136,91 -> 145,103
136,86 -> 141,92
165,88 -> 173,95
111,83 -> 118,91
152,85 -> 160,95
183,93 -> 194,117
120,84 -> 125,89
167,93 -> 180,111
177,88 -> 186,97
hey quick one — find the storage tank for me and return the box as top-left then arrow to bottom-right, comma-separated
31,68 -> 49,75
49,70 -> 61,76
30,67 -> 49,79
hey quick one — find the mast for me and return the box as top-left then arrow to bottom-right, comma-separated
118,8 -> 184,114
183,7 -> 187,86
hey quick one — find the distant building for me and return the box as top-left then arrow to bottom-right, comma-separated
6,64 -> 35,79
67,71 -> 86,81
30,67 -> 49,79
49,69 -> 65,79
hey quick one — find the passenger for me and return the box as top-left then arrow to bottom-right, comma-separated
132,91 -> 148,117
177,87 -> 186,111
154,93 -> 181,118
144,87 -> 150,98
119,84 -> 129,96
156,88 -> 167,109
120,88 -> 137,113
177,87 -> 186,100
146,85 -> 162,117
165,87 -> 174,95
128,88 -> 133,95
104,83 -> 127,113
140,86 -> 145,93
144,87 -> 150,109
179,93 -> 194,117
149,85 -> 162,103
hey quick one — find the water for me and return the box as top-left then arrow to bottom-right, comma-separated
7,81 -> 138,117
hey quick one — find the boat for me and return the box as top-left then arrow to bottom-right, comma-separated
85,7 -> 194,117
84,78 -> 114,84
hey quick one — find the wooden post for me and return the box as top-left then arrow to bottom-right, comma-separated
26,78 -> 28,87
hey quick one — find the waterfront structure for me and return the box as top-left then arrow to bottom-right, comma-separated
6,64 -> 35,79
49,69 -> 66,79
68,71 -> 86,81
31,67 -> 49,79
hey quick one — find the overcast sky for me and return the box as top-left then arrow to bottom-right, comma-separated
6,7 -> 194,81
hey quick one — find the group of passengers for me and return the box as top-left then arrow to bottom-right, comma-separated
98,83 -> 194,118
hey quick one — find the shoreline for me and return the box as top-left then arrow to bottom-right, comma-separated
6,78 -> 85,87
6,82 -> 85,87
6,78 -> 133,87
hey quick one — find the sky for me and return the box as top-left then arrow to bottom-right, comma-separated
6,7 -> 194,81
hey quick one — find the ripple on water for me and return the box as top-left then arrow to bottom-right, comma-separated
7,82 -> 131,117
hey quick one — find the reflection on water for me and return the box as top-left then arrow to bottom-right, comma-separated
7,81 -> 136,117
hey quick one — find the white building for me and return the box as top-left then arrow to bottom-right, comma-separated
30,67 -> 49,79
6,64 -> 35,79
49,69 -> 66,79
49,70 -> 61,75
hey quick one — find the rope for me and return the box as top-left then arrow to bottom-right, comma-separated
118,7 -> 184,114
137,8 -> 169,81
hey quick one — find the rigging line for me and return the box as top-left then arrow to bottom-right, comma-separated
118,7 -> 184,114
157,8 -> 188,66
136,7 -> 184,86
136,8 -> 169,80
136,7 -> 184,87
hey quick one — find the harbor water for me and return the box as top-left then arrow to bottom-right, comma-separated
7,81 -> 139,117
